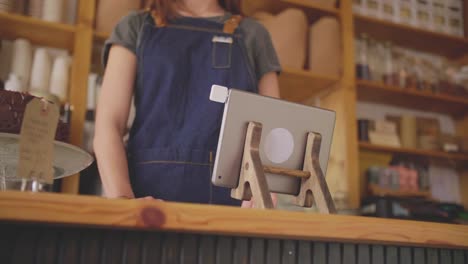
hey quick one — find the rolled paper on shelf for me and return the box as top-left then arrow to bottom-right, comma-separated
11,39 -> 33,90
50,55 -> 71,102
5,74 -> 23,92
253,8 -> 308,69
30,48 -> 52,93
28,0 -> 43,18
400,115 -> 417,148
312,0 -> 336,8
95,0 -> 140,33
42,0 -> 64,23
309,17 -> 342,76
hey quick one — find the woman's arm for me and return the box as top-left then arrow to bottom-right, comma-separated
241,72 -> 280,208
94,45 -> 137,199
258,72 -> 280,98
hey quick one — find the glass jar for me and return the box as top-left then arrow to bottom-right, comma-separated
382,42 -> 397,86
368,39 -> 383,82
356,34 -> 371,80
393,48 -> 407,88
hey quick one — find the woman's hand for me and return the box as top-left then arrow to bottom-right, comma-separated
241,193 -> 278,208
137,196 -> 156,201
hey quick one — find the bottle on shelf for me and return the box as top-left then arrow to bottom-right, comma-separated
356,34 -> 371,80
382,42 -> 397,86
368,38 -> 383,82
393,48 -> 408,88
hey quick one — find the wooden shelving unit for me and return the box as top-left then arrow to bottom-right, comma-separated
354,14 -> 468,58
357,80 -> 468,117
359,142 -> 468,163
93,31 -> 109,43
368,184 -> 432,199
278,68 -> 339,102
0,12 -> 76,51
0,3 -> 96,193
353,2 -> 468,209
243,0 -> 339,21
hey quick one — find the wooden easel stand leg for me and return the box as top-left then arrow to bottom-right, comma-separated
231,122 -> 274,209
295,133 -> 336,214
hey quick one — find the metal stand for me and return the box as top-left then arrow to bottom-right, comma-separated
231,122 -> 336,213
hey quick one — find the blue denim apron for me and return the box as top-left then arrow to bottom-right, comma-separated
128,14 -> 256,206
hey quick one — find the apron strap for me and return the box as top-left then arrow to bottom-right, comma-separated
223,15 -> 242,34
145,8 -> 166,27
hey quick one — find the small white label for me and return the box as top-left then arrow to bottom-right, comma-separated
209,85 -> 229,103
212,36 -> 233,44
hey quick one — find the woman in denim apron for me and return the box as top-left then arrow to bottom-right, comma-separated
95,0 -> 280,206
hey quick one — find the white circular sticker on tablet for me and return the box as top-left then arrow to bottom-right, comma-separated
264,128 -> 294,164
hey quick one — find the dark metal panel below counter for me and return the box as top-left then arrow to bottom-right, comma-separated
1,222 -> 466,264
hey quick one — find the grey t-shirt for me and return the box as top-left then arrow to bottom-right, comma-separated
103,11 -> 281,82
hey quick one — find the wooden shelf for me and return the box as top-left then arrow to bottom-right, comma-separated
359,142 -> 468,162
369,184 -> 431,199
93,31 -> 109,43
0,12 -> 76,51
356,80 -> 468,117
279,67 -> 339,102
354,14 -> 468,59
243,0 -> 339,22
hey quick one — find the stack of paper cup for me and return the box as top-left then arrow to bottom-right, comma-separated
11,39 -> 33,90
50,55 -> 71,102
42,0 -> 64,23
30,48 -> 52,93
0,0 -> 13,13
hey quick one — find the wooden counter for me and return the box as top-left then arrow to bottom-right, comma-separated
0,191 -> 467,263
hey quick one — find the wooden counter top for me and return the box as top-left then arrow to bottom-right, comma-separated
0,191 -> 467,249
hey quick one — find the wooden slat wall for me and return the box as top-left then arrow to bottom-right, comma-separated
1,223 -> 466,264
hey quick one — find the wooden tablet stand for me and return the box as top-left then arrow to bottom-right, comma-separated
231,122 -> 336,213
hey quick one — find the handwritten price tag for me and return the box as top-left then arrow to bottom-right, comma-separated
17,98 -> 59,184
